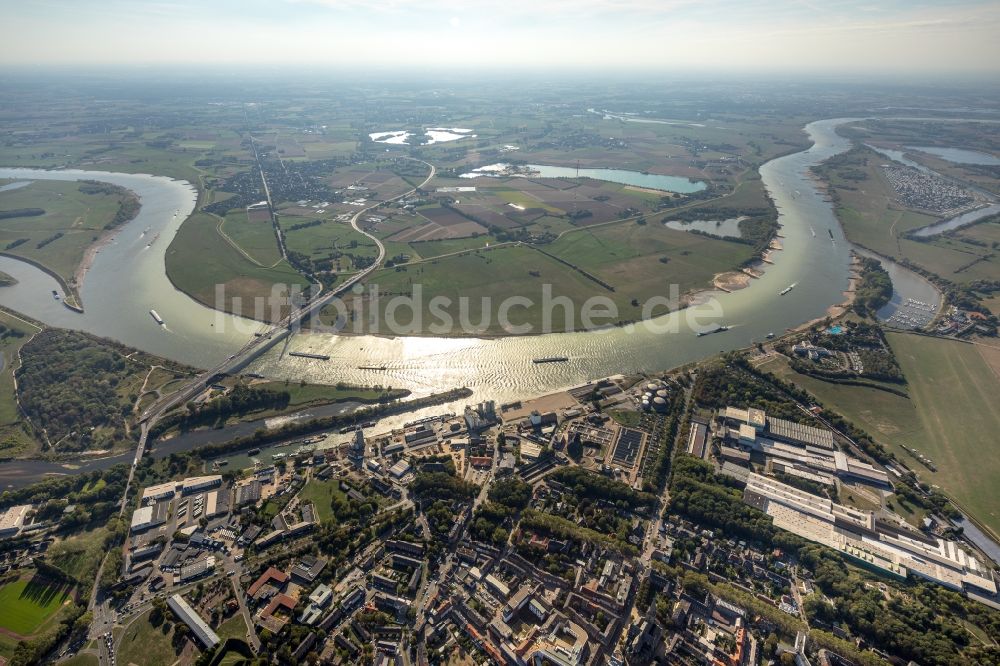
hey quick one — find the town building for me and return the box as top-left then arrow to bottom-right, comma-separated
167,594 -> 219,649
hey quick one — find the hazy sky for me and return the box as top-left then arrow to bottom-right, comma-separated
2,0 -> 999,75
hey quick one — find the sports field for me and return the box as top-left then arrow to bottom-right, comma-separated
0,575 -> 73,636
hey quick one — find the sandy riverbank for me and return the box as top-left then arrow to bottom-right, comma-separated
712,270 -> 753,293
71,225 -> 119,301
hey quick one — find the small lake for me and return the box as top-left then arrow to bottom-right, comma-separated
907,146 -> 1000,167
461,163 -> 706,193
0,180 -> 33,193
911,203 -> 1000,238
664,216 -> 745,238
370,128 -> 476,146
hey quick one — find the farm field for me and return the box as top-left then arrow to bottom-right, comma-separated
0,574 -> 73,637
165,212 -> 309,320
0,180 -> 134,288
324,219 -> 753,336
282,218 -> 380,273
886,333 -> 1000,538
220,209 -> 283,267
547,219 -> 755,303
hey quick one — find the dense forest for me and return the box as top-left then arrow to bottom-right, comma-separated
16,329 -> 138,450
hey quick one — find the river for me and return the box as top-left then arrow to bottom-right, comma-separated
0,117 -> 929,482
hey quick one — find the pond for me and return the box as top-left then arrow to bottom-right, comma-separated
907,146 -> 1000,166
664,216 -> 745,238
460,163 -> 706,193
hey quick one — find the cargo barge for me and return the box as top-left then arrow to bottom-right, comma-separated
696,324 -> 730,337
289,351 -> 330,360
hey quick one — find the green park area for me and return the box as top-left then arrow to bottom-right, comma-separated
0,180 -> 139,300
767,332 -> 1000,538
116,609 -> 182,666
215,614 -> 249,642
45,527 -> 112,585
0,574 -> 73,637
298,477 -> 349,523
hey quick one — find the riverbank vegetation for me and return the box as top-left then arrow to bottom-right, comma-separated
150,380 -> 408,437
0,310 -> 37,457
852,256 -> 893,317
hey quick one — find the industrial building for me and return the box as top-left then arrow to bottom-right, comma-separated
234,480 -> 262,507
388,459 -> 411,479
141,481 -> 178,502
743,473 -> 996,595
722,420 -> 890,488
181,475 -> 222,495
722,406 -> 834,449
129,501 -> 170,533
167,594 -> 219,649
687,421 -> 708,458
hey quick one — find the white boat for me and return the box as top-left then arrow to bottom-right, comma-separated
150,309 -> 165,325
779,283 -> 797,296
